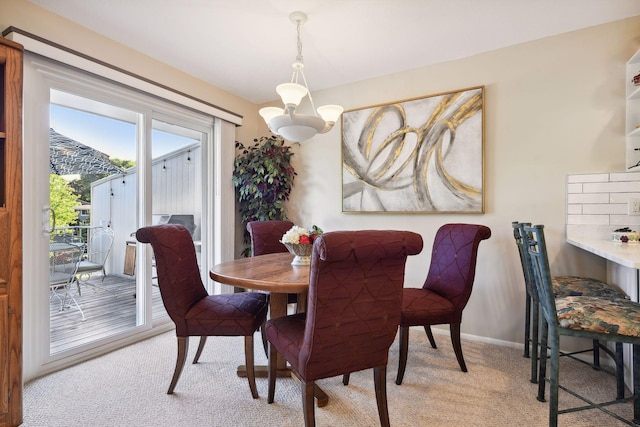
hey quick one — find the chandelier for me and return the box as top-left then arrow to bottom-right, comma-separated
259,11 -> 343,142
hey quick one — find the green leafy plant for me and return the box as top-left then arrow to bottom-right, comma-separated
49,174 -> 79,227
232,135 -> 296,256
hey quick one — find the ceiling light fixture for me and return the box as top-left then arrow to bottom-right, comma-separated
259,11 -> 343,143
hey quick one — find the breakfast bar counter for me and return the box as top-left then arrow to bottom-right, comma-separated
566,236 -> 640,270
566,234 -> 640,301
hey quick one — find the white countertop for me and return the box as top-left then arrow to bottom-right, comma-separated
567,236 -> 640,269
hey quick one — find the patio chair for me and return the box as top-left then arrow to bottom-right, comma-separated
50,241 -> 85,320
76,227 -> 115,295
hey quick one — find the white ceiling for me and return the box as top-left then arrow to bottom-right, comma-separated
28,0 -> 640,104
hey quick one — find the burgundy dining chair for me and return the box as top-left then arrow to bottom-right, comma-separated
395,223 -> 491,385
247,220 -> 296,354
247,220 -> 294,257
136,224 -> 268,398
266,230 -> 423,427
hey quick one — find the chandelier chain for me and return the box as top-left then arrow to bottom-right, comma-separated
291,15 -> 316,113
296,19 -> 303,64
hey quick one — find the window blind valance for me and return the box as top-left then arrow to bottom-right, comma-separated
2,26 -> 243,126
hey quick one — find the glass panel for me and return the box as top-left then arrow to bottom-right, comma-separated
48,93 -> 141,354
151,119 -> 203,320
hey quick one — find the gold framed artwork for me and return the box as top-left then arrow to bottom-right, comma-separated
341,86 -> 484,213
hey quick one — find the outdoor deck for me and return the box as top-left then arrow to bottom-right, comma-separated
50,275 -> 166,354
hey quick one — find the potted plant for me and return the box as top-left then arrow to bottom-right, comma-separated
232,135 -> 297,256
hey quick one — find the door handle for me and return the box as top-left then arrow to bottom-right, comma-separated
43,205 -> 55,235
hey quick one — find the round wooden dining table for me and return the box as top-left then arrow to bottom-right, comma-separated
209,252 -> 328,406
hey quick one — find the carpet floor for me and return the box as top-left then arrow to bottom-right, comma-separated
22,328 -> 635,426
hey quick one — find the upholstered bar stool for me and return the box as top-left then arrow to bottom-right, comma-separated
512,222 -> 625,395
524,224 -> 640,426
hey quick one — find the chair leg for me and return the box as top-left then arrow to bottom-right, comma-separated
342,373 -> 350,385
168,336 -> 189,394
592,339 -> 601,369
302,380 -> 316,427
633,344 -> 640,424
450,323 -> 467,372
425,325 -> 437,348
524,292 -> 531,358
530,300 -> 539,384
192,336 -> 207,364
268,341 -> 278,404
244,335 -> 259,399
537,320 -> 549,402
396,325 -> 409,385
260,321 -> 268,358
374,366 -> 391,427
296,291 -> 307,313
616,342 -> 625,400
548,331 -> 560,427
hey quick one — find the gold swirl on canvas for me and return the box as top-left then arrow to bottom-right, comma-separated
342,87 -> 483,212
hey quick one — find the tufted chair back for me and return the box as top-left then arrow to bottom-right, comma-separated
422,223 -> 492,320
136,224 -> 208,334
136,223 -> 268,398
247,220 -> 294,256
395,223 -> 491,383
266,229 -> 423,426
298,230 -> 423,380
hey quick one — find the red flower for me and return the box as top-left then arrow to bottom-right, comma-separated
299,235 -> 311,244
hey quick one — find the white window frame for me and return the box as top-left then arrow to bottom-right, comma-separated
21,53 -> 237,381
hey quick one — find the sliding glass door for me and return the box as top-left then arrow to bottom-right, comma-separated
48,94 -> 140,353
31,63 -> 212,359
150,117 -> 205,320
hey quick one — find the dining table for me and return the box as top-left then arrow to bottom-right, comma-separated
209,252 -> 328,407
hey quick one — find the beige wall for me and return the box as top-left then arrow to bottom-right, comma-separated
275,16 -> 640,347
1,0 -> 259,143
4,0 -> 640,348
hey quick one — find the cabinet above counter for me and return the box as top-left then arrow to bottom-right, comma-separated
626,48 -> 640,170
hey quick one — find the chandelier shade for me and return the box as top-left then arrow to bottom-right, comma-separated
258,106 -> 285,124
316,105 -> 344,123
276,83 -> 308,107
270,114 -> 326,142
259,11 -> 343,143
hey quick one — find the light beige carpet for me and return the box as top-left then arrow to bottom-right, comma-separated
22,329 -> 635,426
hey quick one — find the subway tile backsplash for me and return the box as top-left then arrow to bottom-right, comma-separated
567,173 -> 640,228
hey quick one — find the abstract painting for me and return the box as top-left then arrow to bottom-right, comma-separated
341,86 -> 484,213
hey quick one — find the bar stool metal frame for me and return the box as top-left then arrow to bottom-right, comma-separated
524,224 -> 640,426
513,221 -> 624,393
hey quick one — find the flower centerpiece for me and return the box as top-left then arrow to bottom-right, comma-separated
280,225 -> 323,265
